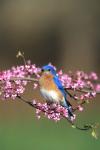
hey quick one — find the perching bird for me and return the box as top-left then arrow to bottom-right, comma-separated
39,65 -> 73,118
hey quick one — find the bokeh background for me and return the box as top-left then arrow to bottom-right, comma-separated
0,0 -> 100,150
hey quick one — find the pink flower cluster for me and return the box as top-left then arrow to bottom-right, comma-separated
58,70 -> 100,100
0,61 -> 99,122
32,100 -> 76,122
0,62 -> 40,99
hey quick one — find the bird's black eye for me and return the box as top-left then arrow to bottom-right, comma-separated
47,69 -> 51,71
41,69 -> 44,72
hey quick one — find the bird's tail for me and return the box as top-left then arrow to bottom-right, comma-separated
67,107 -> 73,117
66,101 -> 74,119
62,98 -> 74,119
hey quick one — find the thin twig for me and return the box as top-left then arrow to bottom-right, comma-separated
17,95 -> 92,131
64,88 -> 77,100
72,101 -> 86,112
10,77 -> 38,82
16,50 -> 26,66
66,88 -> 100,94
86,79 -> 100,83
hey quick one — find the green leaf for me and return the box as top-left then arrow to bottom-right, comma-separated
71,125 -> 76,129
91,130 -> 98,139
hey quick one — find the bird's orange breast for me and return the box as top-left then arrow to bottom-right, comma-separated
39,73 -> 63,101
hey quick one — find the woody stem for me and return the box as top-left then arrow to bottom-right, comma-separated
17,95 -> 92,131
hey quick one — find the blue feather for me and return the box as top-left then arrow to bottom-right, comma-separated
53,76 -> 66,98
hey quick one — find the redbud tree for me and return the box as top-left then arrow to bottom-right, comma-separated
0,51 -> 100,139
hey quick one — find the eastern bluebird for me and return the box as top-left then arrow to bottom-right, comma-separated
39,65 -> 73,119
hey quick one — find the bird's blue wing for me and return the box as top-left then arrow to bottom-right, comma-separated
53,75 -> 73,117
53,76 -> 66,98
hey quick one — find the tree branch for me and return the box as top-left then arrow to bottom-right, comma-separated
17,95 -> 93,131
10,77 -> 38,82
66,88 -> 100,94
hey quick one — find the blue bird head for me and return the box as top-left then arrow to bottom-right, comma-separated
41,65 -> 56,76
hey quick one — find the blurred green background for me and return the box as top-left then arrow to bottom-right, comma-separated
0,0 -> 100,150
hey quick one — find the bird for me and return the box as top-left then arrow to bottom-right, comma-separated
39,64 -> 73,119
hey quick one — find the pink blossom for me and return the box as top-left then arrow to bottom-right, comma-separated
89,72 -> 98,80
95,84 -> 100,92
77,105 -> 84,111
33,83 -> 38,89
